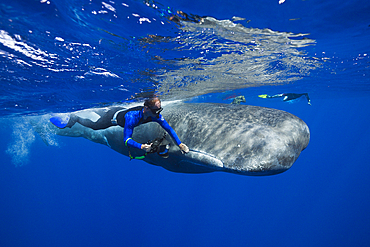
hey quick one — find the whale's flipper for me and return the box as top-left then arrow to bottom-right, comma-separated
258,94 -> 269,98
50,114 -> 70,128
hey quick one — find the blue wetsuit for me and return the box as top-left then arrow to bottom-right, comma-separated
123,107 -> 182,150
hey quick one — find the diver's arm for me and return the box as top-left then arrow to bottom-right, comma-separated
123,127 -> 141,149
124,128 -> 152,152
156,116 -> 181,145
123,115 -> 150,151
304,93 -> 311,105
155,115 -> 189,153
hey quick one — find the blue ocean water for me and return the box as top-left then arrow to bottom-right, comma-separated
1,0 -> 370,246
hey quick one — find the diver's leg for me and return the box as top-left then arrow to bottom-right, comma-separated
74,107 -> 124,130
52,106 -> 124,130
303,93 -> 311,105
283,93 -> 302,101
269,93 -> 285,99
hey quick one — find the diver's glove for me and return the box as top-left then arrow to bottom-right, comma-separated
179,143 -> 189,154
141,143 -> 152,152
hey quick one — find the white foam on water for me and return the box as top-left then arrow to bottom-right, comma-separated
6,122 -> 36,167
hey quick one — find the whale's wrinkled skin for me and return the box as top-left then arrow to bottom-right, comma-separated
33,102 -> 310,176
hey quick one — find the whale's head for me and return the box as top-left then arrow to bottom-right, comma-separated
163,103 -> 310,176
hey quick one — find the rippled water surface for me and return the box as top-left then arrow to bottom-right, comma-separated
1,0 -> 368,116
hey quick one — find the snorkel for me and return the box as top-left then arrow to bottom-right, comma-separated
149,107 -> 163,118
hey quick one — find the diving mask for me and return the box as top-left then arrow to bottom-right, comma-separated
150,107 -> 163,117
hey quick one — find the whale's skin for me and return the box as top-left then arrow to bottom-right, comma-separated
34,102 -> 310,176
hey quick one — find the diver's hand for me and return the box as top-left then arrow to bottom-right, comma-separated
179,143 -> 189,154
141,143 -> 152,152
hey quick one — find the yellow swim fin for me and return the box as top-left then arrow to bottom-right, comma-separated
258,94 -> 269,99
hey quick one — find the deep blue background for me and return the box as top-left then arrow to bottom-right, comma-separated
1,0 -> 370,246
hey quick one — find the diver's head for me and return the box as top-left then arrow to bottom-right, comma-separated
144,97 -> 163,118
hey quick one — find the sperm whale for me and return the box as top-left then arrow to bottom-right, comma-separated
33,101 -> 310,176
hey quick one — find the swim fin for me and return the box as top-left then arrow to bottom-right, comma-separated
258,94 -> 269,99
50,114 -> 70,128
